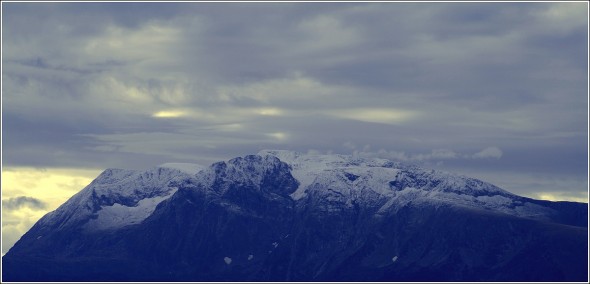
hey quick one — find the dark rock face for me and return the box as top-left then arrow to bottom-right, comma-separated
2,154 -> 588,281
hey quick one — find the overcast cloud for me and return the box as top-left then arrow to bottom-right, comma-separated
2,2 -> 588,203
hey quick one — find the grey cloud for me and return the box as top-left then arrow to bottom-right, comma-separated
2,2 -> 587,202
473,147 -> 503,159
350,147 -> 503,163
3,196 -> 47,211
301,4 -> 586,111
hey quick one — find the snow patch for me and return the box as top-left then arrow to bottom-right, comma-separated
272,242 -> 279,248
224,257 -> 232,265
85,189 -> 177,230
41,166 -> 195,231
392,256 -> 398,262
260,150 -> 557,221
248,255 -> 254,260
259,150 -> 399,201
260,150 -> 346,200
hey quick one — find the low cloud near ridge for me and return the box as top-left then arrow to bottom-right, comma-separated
2,196 -> 47,211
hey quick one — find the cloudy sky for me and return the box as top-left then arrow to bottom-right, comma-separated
1,2 -> 588,254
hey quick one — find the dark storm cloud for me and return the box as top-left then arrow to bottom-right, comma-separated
1,2 -> 587,200
3,197 -> 47,211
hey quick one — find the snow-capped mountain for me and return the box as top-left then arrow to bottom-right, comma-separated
258,150 -> 564,222
2,151 -> 588,281
36,164 -> 204,232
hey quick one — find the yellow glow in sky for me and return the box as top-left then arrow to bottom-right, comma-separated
330,108 -> 418,125
257,107 -> 283,116
2,167 -> 102,206
267,132 -> 288,141
534,192 -> 588,203
1,167 -> 102,255
152,109 -> 188,118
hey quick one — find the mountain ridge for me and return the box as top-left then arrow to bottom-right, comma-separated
2,150 -> 588,281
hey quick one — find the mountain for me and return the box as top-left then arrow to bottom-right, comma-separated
2,150 -> 588,281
